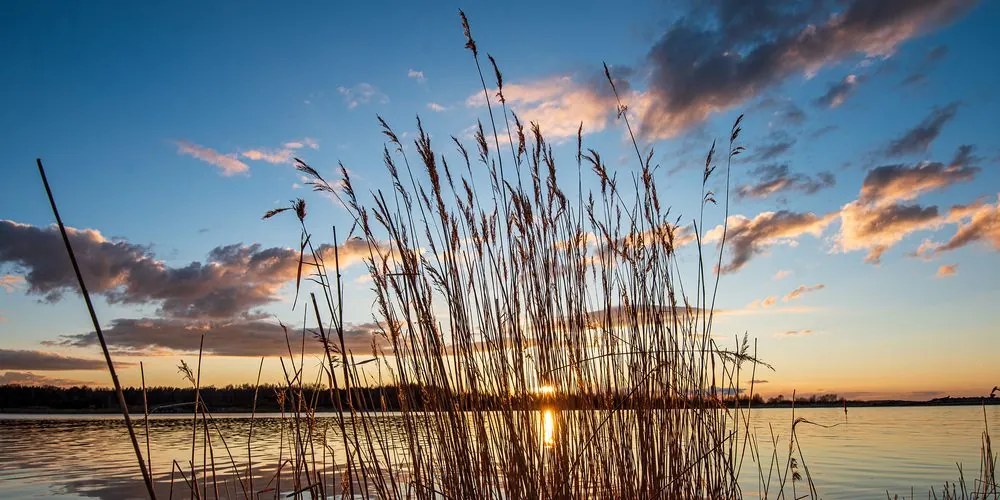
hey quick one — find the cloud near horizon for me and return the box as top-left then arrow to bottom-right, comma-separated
0,220 -> 375,321
0,349 -> 128,371
0,371 -> 90,388
50,318 -> 388,358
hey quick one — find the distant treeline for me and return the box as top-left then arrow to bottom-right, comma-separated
0,384 -> 422,413
0,384 -> 995,413
0,384 -> 763,413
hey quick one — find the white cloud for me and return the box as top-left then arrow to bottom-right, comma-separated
338,83 -> 388,109
283,138 -> 319,150
408,69 -> 426,83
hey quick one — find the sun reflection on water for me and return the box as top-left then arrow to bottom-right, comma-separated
542,408 -> 555,448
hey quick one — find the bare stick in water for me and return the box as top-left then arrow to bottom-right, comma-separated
35,158 -> 157,499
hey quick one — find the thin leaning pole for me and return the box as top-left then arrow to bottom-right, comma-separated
36,158 -> 158,499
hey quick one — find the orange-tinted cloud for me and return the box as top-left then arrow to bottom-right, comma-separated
706,210 -> 837,273
52,318 -> 387,358
939,196 -> 1000,250
175,141 -> 249,176
860,145 -> 978,205
783,283 -> 825,302
0,274 -> 23,292
0,349 -> 125,371
466,75 -> 619,141
837,201 -> 942,263
935,264 -> 958,278
0,371 -> 90,388
0,220 -> 375,320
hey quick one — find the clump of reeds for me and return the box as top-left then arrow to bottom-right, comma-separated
266,9 -> 774,498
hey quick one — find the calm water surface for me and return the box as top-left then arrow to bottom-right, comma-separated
0,406 -> 996,498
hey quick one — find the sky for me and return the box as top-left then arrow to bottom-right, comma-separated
1,0 -> 998,400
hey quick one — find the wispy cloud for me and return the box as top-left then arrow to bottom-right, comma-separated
175,141 -> 249,176
776,329 -> 814,338
936,263 -> 958,277
1,274 -> 23,293
755,97 -> 806,125
0,349 -> 127,371
283,138 -> 319,150
241,138 -> 319,165
427,102 -> 448,112
706,210 -> 837,273
783,283 -> 825,302
815,74 -> 863,109
338,83 -> 388,109
922,195 -> 1000,256
885,102 -> 959,157
901,44 -> 949,86
772,270 -> 792,281
241,148 -> 294,164
52,318 -> 387,357
745,131 -> 795,162
407,69 -> 426,83
738,164 -> 835,199
861,145 -> 979,205
0,371 -> 90,388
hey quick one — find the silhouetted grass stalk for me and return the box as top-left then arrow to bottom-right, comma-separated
35,158 -> 157,499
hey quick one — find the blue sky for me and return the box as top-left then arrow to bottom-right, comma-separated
1,1 -> 998,398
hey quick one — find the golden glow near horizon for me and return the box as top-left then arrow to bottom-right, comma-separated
538,384 -> 557,396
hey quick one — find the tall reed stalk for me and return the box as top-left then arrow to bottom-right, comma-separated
35,158 -> 157,499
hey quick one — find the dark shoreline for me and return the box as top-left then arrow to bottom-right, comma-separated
3,396 -> 997,415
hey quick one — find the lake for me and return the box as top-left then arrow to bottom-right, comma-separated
1,406 -> 996,499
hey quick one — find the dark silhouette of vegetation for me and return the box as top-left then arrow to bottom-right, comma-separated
5,385 -> 999,413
